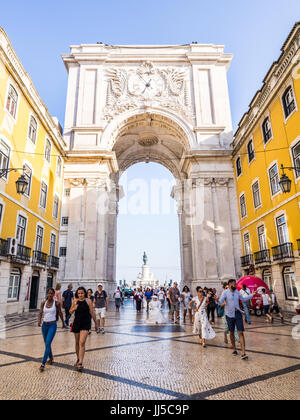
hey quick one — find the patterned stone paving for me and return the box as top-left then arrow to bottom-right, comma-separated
0,299 -> 299,400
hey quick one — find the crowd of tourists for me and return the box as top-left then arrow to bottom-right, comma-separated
38,280 -> 284,373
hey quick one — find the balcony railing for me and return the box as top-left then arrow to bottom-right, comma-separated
241,254 -> 253,267
297,239 -> 300,256
13,244 -> 31,263
47,255 -> 59,269
32,250 -> 48,266
272,243 -> 294,261
0,238 -> 8,257
254,249 -> 271,265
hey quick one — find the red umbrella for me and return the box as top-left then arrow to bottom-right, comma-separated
237,276 -> 270,295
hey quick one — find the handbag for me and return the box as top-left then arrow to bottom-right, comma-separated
217,305 -> 224,317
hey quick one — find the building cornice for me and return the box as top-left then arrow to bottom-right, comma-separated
0,26 -> 67,156
233,22 -> 300,153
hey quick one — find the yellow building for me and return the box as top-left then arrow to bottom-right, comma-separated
0,27 -> 66,315
232,23 -> 300,312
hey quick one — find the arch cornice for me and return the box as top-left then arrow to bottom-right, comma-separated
101,107 -> 195,151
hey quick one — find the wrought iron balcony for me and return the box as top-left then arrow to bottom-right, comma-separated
11,244 -> 31,263
272,243 -> 294,261
0,238 -> 8,257
254,249 -> 271,265
32,250 -> 48,266
241,254 -> 253,267
47,255 -> 59,269
297,239 -> 300,256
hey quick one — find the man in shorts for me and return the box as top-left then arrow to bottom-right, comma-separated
94,283 -> 108,334
218,279 -> 253,360
269,289 -> 284,323
168,282 -> 181,323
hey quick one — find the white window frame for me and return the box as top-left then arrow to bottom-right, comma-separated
275,213 -> 289,245
27,114 -> 38,145
22,162 -> 33,198
7,268 -> 21,302
44,138 -> 51,164
5,82 -> 19,121
251,178 -> 262,210
283,267 -> 298,300
290,137 -> 300,181
257,224 -> 267,251
61,216 -> 69,226
239,192 -> 247,219
280,81 -> 298,124
243,231 -> 251,255
247,138 -> 255,165
35,224 -> 44,252
39,180 -> 48,209
268,161 -> 281,198
49,232 -> 56,256
56,155 -> 62,177
53,194 -> 59,219
236,156 -> 242,178
15,213 -> 27,246
261,115 -> 273,146
0,138 -> 11,180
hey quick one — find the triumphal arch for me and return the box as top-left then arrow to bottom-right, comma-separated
59,43 -> 242,295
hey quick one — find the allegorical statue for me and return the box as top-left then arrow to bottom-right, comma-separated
143,252 -> 148,266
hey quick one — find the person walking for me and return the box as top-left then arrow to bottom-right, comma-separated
269,289 -> 284,323
62,283 -> 74,328
218,279 -> 254,360
189,287 -> 216,347
168,282 -> 181,323
219,282 -> 240,346
158,287 -> 165,308
38,288 -> 65,372
262,288 -> 273,323
54,283 -> 63,305
206,288 -> 217,325
94,283 -> 109,334
145,287 -> 153,312
69,287 -> 97,372
181,285 -> 193,324
166,288 -> 171,311
114,287 -> 121,312
134,288 -> 144,312
239,284 -> 252,325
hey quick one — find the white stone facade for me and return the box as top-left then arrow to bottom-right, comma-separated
59,43 -> 241,296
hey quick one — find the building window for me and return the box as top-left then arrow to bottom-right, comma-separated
247,140 -> 255,163
292,141 -> 300,178
283,267 -> 298,299
262,117 -> 272,144
263,269 -> 273,290
35,226 -> 44,252
258,225 -> 267,250
44,139 -> 51,163
276,215 -> 289,245
61,216 -> 69,226
53,195 -> 59,219
240,194 -> 247,218
50,234 -> 56,256
252,181 -> 261,208
16,215 -> 27,245
56,156 -> 62,177
28,116 -> 37,144
39,182 -> 48,209
7,268 -> 21,301
236,157 -> 242,177
269,163 -> 280,196
23,164 -> 32,197
0,203 -> 3,225
282,87 -> 296,119
0,139 -> 10,178
6,85 -> 18,118
64,188 -> 70,197
244,233 -> 251,255
59,247 -> 67,257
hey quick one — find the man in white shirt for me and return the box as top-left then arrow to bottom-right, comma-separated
261,288 -> 273,323
239,284 -> 252,324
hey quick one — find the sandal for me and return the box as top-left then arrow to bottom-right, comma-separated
77,363 -> 83,372
74,359 -> 79,367
47,358 -> 54,365
39,365 -> 45,372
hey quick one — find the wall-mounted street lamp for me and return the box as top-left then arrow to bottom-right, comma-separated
279,164 -> 299,193
0,167 -> 29,195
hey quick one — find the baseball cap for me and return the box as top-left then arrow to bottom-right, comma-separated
98,283 -> 103,287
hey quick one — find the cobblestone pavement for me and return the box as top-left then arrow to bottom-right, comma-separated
0,299 -> 299,400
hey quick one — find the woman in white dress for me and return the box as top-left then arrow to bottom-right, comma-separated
181,285 -> 193,324
189,287 -> 216,348
147,295 -> 165,324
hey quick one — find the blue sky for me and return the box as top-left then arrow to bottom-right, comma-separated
1,1 -> 299,284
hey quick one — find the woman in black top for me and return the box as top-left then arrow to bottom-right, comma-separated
69,287 -> 97,372
206,288 -> 217,325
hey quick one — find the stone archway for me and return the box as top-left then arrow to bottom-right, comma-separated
60,44 -> 242,296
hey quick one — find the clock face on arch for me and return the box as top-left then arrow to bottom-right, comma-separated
128,72 -> 164,98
